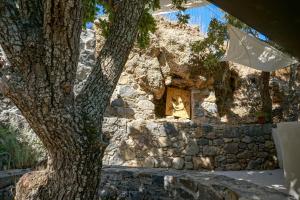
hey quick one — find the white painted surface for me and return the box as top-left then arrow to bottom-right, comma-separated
277,122 -> 300,200
211,169 -> 287,193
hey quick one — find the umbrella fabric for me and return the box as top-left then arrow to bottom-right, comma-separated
154,0 -> 208,15
222,25 -> 298,72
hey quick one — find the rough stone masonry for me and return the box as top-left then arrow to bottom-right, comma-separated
103,118 -> 277,170
1,18 -> 288,171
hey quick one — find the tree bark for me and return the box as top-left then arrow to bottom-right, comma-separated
260,71 -> 272,123
0,0 -> 146,199
15,148 -> 105,200
285,64 -> 299,121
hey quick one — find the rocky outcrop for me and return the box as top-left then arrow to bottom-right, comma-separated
93,18 -> 216,120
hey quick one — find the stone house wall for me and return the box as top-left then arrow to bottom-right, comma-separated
103,118 -> 277,170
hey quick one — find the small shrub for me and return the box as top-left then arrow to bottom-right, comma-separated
0,126 -> 40,169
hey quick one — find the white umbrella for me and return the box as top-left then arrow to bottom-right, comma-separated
154,0 -> 208,15
222,25 -> 299,72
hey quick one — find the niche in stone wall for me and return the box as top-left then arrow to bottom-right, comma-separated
165,87 -> 191,119
153,91 -> 167,118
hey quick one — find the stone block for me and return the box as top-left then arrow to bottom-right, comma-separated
206,132 -> 216,139
118,85 -> 137,98
176,188 -> 195,199
159,157 -> 172,168
238,143 -> 247,149
137,100 -> 155,110
184,140 -> 199,155
224,129 -> 240,138
265,141 -> 274,149
215,155 -> 226,163
193,156 -> 214,170
241,136 -> 252,143
213,139 -> 224,146
179,178 -> 198,193
198,138 -> 209,145
192,127 -> 203,138
237,151 -> 251,159
185,156 -> 192,162
225,163 -> 241,170
202,124 -> 213,133
224,138 -> 233,143
184,162 -> 193,170
258,152 -> 268,158
123,149 -> 136,161
143,157 -> 157,168
203,146 -> 220,156
162,122 -> 179,136
172,157 -> 184,169
224,143 -> 239,154
247,159 -> 263,170
158,136 -> 169,147
256,136 -> 265,142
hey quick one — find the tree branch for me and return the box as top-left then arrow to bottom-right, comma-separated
0,0 -> 25,67
76,0 -> 146,126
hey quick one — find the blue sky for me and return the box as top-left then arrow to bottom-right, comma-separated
162,3 -> 225,34
87,3 -> 266,40
86,3 -> 224,33
163,4 -> 267,40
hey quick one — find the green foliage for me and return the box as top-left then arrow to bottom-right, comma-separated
97,2 -> 115,38
137,10 -> 157,48
176,12 -> 190,25
83,0 -> 189,48
0,126 -> 39,169
171,0 -> 190,25
190,14 -> 258,73
82,0 -> 99,27
171,0 -> 188,10
191,18 -> 227,72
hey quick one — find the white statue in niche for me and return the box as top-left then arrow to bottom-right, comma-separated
166,87 -> 190,119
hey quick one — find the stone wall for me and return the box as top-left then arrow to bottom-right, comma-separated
103,118 -> 277,170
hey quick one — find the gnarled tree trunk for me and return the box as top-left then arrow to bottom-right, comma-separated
0,0 -> 146,199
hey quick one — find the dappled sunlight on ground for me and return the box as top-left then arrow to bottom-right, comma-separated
208,169 -> 287,193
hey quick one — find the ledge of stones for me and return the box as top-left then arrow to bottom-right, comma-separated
0,169 -> 30,200
0,167 -> 294,200
100,166 -> 294,200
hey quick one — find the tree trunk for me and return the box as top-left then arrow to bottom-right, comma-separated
0,0 -> 146,199
261,71 -> 272,123
15,145 -> 104,200
285,64 -> 299,121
